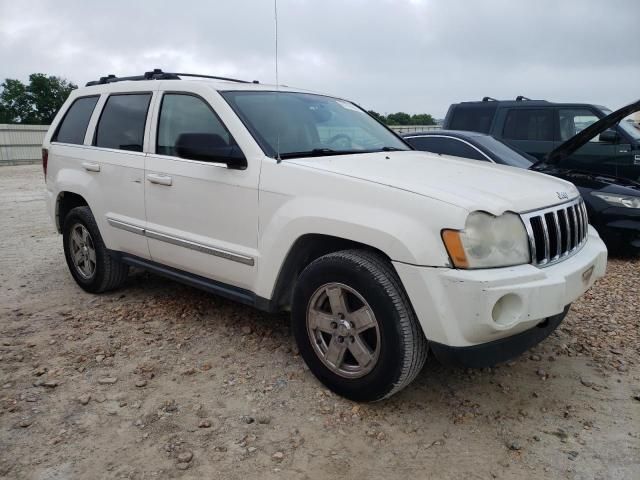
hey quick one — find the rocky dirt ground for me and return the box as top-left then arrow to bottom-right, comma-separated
1,165 -> 639,480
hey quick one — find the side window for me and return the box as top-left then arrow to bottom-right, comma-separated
438,138 -> 487,161
407,136 -> 488,161
503,109 -> 554,141
94,93 -> 151,152
53,96 -> 99,144
157,94 -> 234,158
558,109 -> 600,142
449,105 -> 497,134
405,136 -> 447,154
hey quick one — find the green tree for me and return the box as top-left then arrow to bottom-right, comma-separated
0,73 -> 77,124
367,110 -> 386,123
385,112 -> 412,126
409,113 -> 436,125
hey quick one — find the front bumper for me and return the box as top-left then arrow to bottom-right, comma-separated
393,226 -> 607,348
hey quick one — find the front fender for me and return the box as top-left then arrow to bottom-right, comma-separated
254,192 -> 466,299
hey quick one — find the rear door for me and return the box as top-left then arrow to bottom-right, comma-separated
83,87 -> 154,259
500,108 -> 557,160
144,83 -> 260,291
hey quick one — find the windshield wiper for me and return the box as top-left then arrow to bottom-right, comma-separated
379,146 -> 404,152
278,148 -> 359,160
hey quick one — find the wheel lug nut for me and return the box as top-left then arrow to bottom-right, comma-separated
331,322 -> 337,329
349,336 -> 355,343
337,336 -> 344,343
338,313 -> 345,320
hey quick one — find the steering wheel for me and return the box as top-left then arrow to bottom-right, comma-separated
326,134 -> 352,150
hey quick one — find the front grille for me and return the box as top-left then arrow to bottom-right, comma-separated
521,197 -> 588,267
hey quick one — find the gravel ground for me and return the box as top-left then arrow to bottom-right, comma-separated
1,165 -> 639,480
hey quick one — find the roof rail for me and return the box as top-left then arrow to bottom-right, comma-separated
482,96 -> 497,102
86,69 -> 259,87
515,95 -> 531,101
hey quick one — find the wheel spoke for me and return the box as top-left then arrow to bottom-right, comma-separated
88,248 -> 96,264
326,286 -> 348,315
308,308 -> 336,333
71,229 -> 83,247
348,335 -> 374,367
73,249 -> 83,264
81,227 -> 90,243
348,306 -> 376,332
324,337 -> 347,367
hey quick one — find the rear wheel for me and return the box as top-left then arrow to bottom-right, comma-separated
62,206 -> 128,293
292,250 -> 427,402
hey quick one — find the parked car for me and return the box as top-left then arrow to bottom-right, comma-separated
402,130 -> 535,168
43,69 -> 607,401
434,99 -> 640,252
442,97 -> 640,170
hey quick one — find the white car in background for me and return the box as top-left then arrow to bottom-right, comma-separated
42,70 -> 607,401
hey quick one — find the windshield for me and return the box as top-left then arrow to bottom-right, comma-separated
221,91 -> 410,159
473,135 -> 533,168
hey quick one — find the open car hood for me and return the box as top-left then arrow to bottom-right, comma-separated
540,98 -> 640,166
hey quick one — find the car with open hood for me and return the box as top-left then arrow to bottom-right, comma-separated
438,98 -> 640,252
42,69 -> 607,401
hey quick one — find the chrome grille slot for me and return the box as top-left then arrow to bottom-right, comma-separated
521,197 -> 588,267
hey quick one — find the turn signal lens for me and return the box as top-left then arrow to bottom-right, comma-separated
441,230 -> 469,268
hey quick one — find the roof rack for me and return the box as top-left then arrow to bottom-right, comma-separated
482,96 -> 497,102
515,95 -> 531,101
86,68 -> 259,87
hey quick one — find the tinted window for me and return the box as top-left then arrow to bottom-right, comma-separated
407,136 -> 487,161
473,136 -> 533,168
94,94 -> 151,152
53,96 -> 99,144
448,105 -> 497,134
157,94 -> 233,157
558,109 -> 600,141
503,109 -> 554,141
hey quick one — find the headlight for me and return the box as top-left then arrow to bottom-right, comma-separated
442,211 -> 530,269
591,192 -> 640,208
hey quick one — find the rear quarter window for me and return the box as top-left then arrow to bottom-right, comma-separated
53,96 -> 99,145
448,105 -> 497,134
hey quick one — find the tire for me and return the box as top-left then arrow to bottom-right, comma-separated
62,206 -> 129,293
291,249 -> 428,402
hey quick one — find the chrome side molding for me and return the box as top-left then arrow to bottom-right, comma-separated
106,217 -> 255,266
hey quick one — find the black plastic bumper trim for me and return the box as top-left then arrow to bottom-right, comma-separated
430,305 -> 571,368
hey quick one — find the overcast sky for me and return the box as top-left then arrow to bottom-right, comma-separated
0,0 -> 638,117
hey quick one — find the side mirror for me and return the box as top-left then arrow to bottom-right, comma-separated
598,129 -> 620,143
175,133 -> 247,170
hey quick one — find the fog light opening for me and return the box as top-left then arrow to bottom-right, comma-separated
492,294 -> 523,327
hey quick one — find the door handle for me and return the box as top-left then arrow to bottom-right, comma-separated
81,162 -> 100,172
146,173 -> 173,186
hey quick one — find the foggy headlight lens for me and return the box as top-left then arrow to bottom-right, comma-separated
442,212 -> 530,268
591,192 -> 640,209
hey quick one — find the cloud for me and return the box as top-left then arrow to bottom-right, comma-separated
0,0 -> 637,117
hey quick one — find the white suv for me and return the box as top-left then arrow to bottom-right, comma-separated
43,70 -> 607,401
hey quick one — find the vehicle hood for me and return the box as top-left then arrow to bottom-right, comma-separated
541,98 -> 640,165
289,150 -> 578,214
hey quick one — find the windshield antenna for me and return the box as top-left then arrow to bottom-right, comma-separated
274,0 -> 282,163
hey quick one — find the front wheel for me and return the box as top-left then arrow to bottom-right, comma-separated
291,250 -> 428,402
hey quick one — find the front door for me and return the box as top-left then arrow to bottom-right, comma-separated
144,85 -> 260,291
